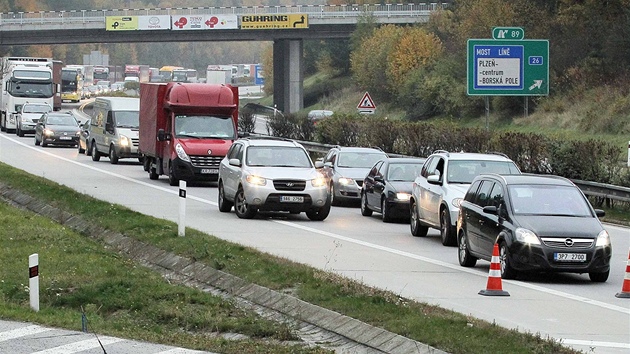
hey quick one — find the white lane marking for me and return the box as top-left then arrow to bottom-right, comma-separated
562,339 -> 630,349
0,325 -> 52,342
3,133 -> 630,318
30,336 -> 124,353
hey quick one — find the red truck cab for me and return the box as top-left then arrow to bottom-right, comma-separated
139,82 -> 238,185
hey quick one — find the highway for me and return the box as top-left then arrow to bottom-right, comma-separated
0,111 -> 629,353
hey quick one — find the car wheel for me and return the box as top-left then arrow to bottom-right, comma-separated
91,142 -> 100,161
306,196 -> 331,221
17,125 -> 23,137
34,135 -> 40,146
109,145 -> 119,164
410,200 -> 428,237
41,140 -> 48,147
234,187 -> 256,219
381,198 -> 392,223
78,142 -> 85,154
330,184 -> 340,206
85,141 -> 92,156
218,182 -> 233,212
168,162 -> 179,186
440,208 -> 457,246
360,192 -> 373,216
499,241 -> 517,280
458,230 -> 477,267
589,270 -> 609,282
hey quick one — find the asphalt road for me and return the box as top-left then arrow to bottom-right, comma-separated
0,105 -> 629,353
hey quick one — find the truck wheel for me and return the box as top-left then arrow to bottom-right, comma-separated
149,167 -> 159,180
16,125 -> 23,137
85,141 -> 92,156
91,143 -> 100,161
168,163 -> 179,186
109,146 -> 119,164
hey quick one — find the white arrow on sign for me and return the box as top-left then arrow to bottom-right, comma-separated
529,80 -> 543,90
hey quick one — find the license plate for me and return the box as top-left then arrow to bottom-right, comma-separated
59,136 -> 72,140
280,196 -> 304,203
200,169 -> 218,174
554,253 -> 586,262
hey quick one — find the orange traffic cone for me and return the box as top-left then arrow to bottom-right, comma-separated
615,248 -> 630,298
479,243 -> 510,296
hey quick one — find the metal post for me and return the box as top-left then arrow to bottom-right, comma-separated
485,96 -> 490,131
178,180 -> 186,237
524,96 -> 528,118
29,254 -> 39,312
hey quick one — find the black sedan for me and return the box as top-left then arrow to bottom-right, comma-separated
361,157 -> 426,222
34,112 -> 80,148
457,173 -> 612,282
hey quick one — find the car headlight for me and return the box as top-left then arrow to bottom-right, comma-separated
396,192 -> 411,201
120,135 -> 130,147
595,229 -> 610,247
43,128 -> 54,136
246,175 -> 266,186
175,143 -> 190,162
311,176 -> 327,187
452,198 -> 463,208
515,228 -> 540,245
338,177 -> 354,186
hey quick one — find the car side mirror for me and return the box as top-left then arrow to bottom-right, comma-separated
324,161 -> 333,168
482,205 -> 498,215
314,161 -> 324,168
229,158 -> 241,167
374,175 -> 384,182
157,129 -> 171,141
427,174 -> 441,185
594,209 -> 605,218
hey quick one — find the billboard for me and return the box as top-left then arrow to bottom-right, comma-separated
240,14 -> 308,29
138,15 -> 171,30
105,16 -> 138,31
172,15 -> 238,30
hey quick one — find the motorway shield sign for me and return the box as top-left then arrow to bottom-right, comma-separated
467,39 -> 549,96
492,27 -> 524,40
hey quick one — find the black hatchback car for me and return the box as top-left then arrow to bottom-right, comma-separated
456,174 -> 612,282
361,157 -> 426,222
34,112 -> 80,147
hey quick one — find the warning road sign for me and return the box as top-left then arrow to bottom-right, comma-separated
357,92 -> 376,114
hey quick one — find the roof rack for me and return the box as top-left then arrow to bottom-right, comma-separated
487,151 -> 509,158
244,135 -> 297,144
432,149 -> 450,157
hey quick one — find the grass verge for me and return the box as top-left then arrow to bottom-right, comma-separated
0,162 -> 579,354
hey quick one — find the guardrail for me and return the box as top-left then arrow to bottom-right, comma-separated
295,137 -> 630,203
0,3 -> 447,27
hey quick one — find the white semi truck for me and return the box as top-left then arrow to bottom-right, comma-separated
1,57 -> 57,133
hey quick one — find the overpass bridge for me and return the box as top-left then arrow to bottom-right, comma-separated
0,3 -> 447,113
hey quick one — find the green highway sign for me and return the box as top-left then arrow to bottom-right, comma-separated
492,27 -> 524,40
467,39 -> 549,96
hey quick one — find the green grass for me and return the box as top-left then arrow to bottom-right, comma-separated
0,163 -> 579,354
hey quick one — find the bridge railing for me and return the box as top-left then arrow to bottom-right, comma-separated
0,3 -> 448,27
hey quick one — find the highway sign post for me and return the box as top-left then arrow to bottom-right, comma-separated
467,39 -> 548,96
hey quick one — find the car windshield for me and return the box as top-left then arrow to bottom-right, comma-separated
508,185 -> 592,216
47,115 -> 77,126
338,152 -> 387,168
388,163 -> 424,181
447,160 -> 520,184
175,115 -> 236,139
113,111 -> 139,128
24,105 -> 51,113
246,146 -> 312,168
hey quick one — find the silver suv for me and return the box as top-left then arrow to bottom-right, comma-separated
409,150 -> 521,246
217,137 -> 331,220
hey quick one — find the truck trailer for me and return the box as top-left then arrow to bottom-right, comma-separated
139,82 -> 239,185
1,57 -> 59,133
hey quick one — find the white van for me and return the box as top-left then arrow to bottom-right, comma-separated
90,97 -> 140,164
